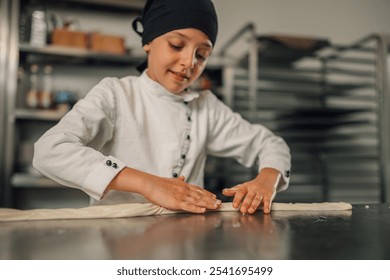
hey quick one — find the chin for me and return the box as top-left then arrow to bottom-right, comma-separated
166,84 -> 187,94
170,89 -> 185,95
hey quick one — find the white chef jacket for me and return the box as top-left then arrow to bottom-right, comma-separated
33,71 -> 291,205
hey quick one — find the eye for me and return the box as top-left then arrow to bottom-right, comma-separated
196,49 -> 211,61
196,54 -> 205,61
168,42 -> 183,50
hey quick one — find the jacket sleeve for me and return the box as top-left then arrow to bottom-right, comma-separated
205,92 -> 291,191
33,78 -> 126,200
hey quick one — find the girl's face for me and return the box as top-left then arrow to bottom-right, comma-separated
143,28 -> 213,94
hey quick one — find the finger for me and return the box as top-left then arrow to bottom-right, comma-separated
187,190 -> 202,200
171,183 -> 216,206
185,195 -> 221,210
232,188 -> 246,209
188,184 -> 217,199
240,191 -> 256,214
178,175 -> 186,181
248,194 -> 263,214
188,191 -> 220,208
262,197 -> 271,214
182,187 -> 220,206
183,195 -> 221,211
183,185 -> 219,208
180,201 -> 206,214
222,187 -> 239,197
263,191 -> 276,214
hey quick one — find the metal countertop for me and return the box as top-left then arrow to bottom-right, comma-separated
0,204 -> 389,259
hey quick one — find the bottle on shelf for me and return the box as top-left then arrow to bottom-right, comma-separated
25,64 -> 40,109
40,65 -> 53,109
29,10 -> 47,47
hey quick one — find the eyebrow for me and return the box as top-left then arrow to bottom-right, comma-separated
170,31 -> 213,48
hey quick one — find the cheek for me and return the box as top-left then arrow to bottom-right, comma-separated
153,51 -> 176,69
193,65 -> 205,78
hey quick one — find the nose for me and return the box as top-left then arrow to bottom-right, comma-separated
180,49 -> 196,69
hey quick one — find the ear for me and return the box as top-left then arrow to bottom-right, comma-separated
143,43 -> 150,52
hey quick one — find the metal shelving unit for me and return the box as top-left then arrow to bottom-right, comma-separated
219,24 -> 390,203
1,0 -> 146,208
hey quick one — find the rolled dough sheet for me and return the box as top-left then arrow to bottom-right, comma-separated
0,202 -> 352,222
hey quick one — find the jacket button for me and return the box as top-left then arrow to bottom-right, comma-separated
186,135 -> 190,140
187,116 -> 191,121
106,160 -> 112,166
112,163 -> 118,169
181,154 -> 186,159
285,170 -> 291,178
173,173 -> 178,178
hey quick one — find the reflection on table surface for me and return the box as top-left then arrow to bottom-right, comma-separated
0,204 -> 389,260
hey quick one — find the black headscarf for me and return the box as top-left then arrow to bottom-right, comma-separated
132,0 -> 218,72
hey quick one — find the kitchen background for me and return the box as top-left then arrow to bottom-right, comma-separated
1,0 -> 390,209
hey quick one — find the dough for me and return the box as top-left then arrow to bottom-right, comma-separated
220,202 -> 352,211
0,202 -> 352,222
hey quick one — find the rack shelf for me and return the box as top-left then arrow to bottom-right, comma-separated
15,108 -> 68,121
12,173 -> 64,188
19,44 -> 145,65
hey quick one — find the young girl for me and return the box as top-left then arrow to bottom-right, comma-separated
33,0 -> 291,215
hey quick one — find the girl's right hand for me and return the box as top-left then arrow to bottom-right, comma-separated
142,175 -> 222,213
107,167 -> 221,214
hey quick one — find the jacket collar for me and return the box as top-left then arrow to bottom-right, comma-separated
140,70 -> 200,102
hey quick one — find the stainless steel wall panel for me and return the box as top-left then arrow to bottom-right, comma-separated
3,0 -> 20,206
0,0 -> 11,206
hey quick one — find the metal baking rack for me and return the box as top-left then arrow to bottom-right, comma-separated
209,23 -> 390,203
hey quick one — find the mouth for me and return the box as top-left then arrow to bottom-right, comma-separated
170,70 -> 189,82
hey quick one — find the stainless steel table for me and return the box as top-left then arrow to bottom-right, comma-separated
0,204 -> 389,259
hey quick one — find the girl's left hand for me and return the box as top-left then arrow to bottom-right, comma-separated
222,168 -> 281,214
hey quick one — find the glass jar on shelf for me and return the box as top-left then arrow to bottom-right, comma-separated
25,64 -> 39,109
40,65 -> 53,109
